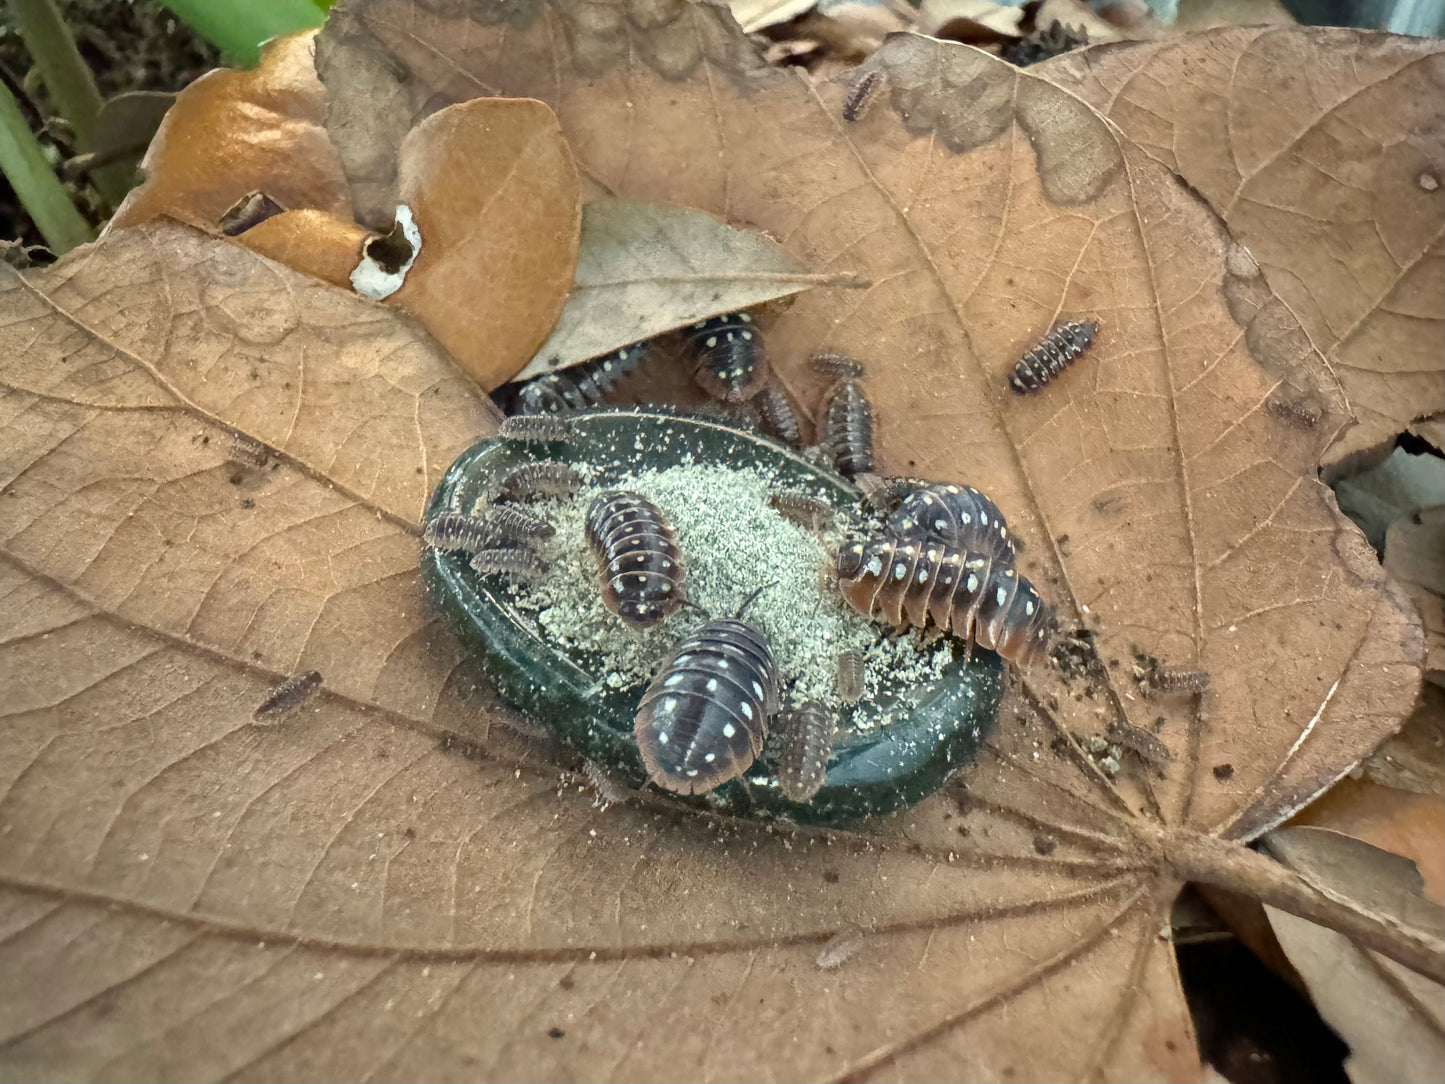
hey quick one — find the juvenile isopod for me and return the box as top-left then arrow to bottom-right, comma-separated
769,490 -> 835,532
499,460 -> 583,501
1148,667 -> 1210,695
753,387 -> 801,447
687,312 -> 765,402
585,491 -> 686,627
834,649 -> 865,704
228,433 -> 270,469
809,353 -> 866,380
835,535 -> 1054,667
470,547 -> 548,578
513,345 -> 645,415
776,700 -> 836,802
1265,392 -> 1323,429
477,505 -> 555,542
423,511 -> 499,553
885,482 -> 1016,565
842,69 -> 884,122
254,670 -> 323,721
1007,319 -> 1099,394
634,607 -> 779,794
500,415 -> 575,442
815,357 -> 874,478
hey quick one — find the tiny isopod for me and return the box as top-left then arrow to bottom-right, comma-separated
753,387 -> 801,447
470,547 -> 548,578
499,460 -> 583,501
776,700 -> 836,802
834,649 -> 865,704
842,69 -> 884,122
254,670 -> 323,721
1007,319 -> 1099,394
500,415 -> 575,442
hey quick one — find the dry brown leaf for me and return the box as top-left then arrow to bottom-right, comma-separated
916,0 -> 1025,41
234,207 -> 372,289
518,199 -> 823,380
1262,826 -> 1445,1084
1038,28 -> 1445,466
109,31 -> 352,233
1292,777 -> 1445,904
1386,506 -> 1445,682
386,98 -> 582,389
1362,682 -> 1445,794
0,5 -> 1434,1081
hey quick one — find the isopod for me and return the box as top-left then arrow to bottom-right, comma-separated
835,536 -> 1054,667
842,69 -> 884,122
584,491 -> 686,627
1265,392 -> 1323,429
633,611 -> 779,794
499,461 -> 582,501
500,415 -> 575,441
834,649 -> 865,703
470,548 -> 548,578
228,433 -> 270,469
1148,667 -> 1210,695
687,312 -> 765,402
423,511 -> 499,552
776,700 -> 836,802
855,473 -> 928,510
753,387 -> 801,447
254,670 -> 323,720
513,345 -> 645,415
476,505 -> 555,542
818,366 -> 874,478
809,353 -> 866,380
769,491 -> 835,531
885,483 -> 1016,565
1007,319 -> 1099,394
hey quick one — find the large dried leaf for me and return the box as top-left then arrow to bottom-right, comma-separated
1038,27 -> 1445,465
0,6 -> 1432,1082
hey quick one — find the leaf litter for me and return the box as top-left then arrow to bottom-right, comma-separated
0,3 -> 1438,1082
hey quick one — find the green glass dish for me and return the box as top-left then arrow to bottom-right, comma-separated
422,408 -> 1003,825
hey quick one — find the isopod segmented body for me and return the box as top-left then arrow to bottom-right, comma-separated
842,69 -> 884,122
471,548 -> 548,578
834,649 -> 865,704
634,616 -> 779,794
753,387 -> 801,447
687,312 -> 765,402
254,670 -> 323,720
500,414 -> 575,442
423,511 -> 501,553
500,460 -> 582,501
836,536 -> 1053,666
819,371 -> 874,478
769,490 -> 834,531
1149,667 -> 1210,695
886,483 -> 1016,565
776,700 -> 835,802
514,345 -> 645,415
1008,319 -> 1098,394
584,491 -> 686,627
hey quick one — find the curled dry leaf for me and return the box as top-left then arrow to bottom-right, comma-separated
1385,506 -> 1445,682
0,2 -> 1433,1080
108,31 -> 351,233
518,199 -> 823,380
233,208 -> 373,290
1039,28 -> 1445,466
386,97 -> 583,389
1262,826 -> 1445,1084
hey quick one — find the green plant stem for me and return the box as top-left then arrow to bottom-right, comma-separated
157,0 -> 325,68
9,0 -> 131,206
0,79 -> 92,253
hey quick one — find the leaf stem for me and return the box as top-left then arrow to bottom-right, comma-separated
1166,828 -> 1445,983
9,0 -> 131,206
0,78 -> 93,252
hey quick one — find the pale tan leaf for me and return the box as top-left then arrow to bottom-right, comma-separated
234,208 -> 372,290
518,199 -> 820,380
729,0 -> 819,33
1039,28 -> 1445,465
1263,826 -> 1445,1084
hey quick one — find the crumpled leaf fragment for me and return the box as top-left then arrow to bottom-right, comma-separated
108,30 -> 351,233
1262,826 -> 1445,1084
